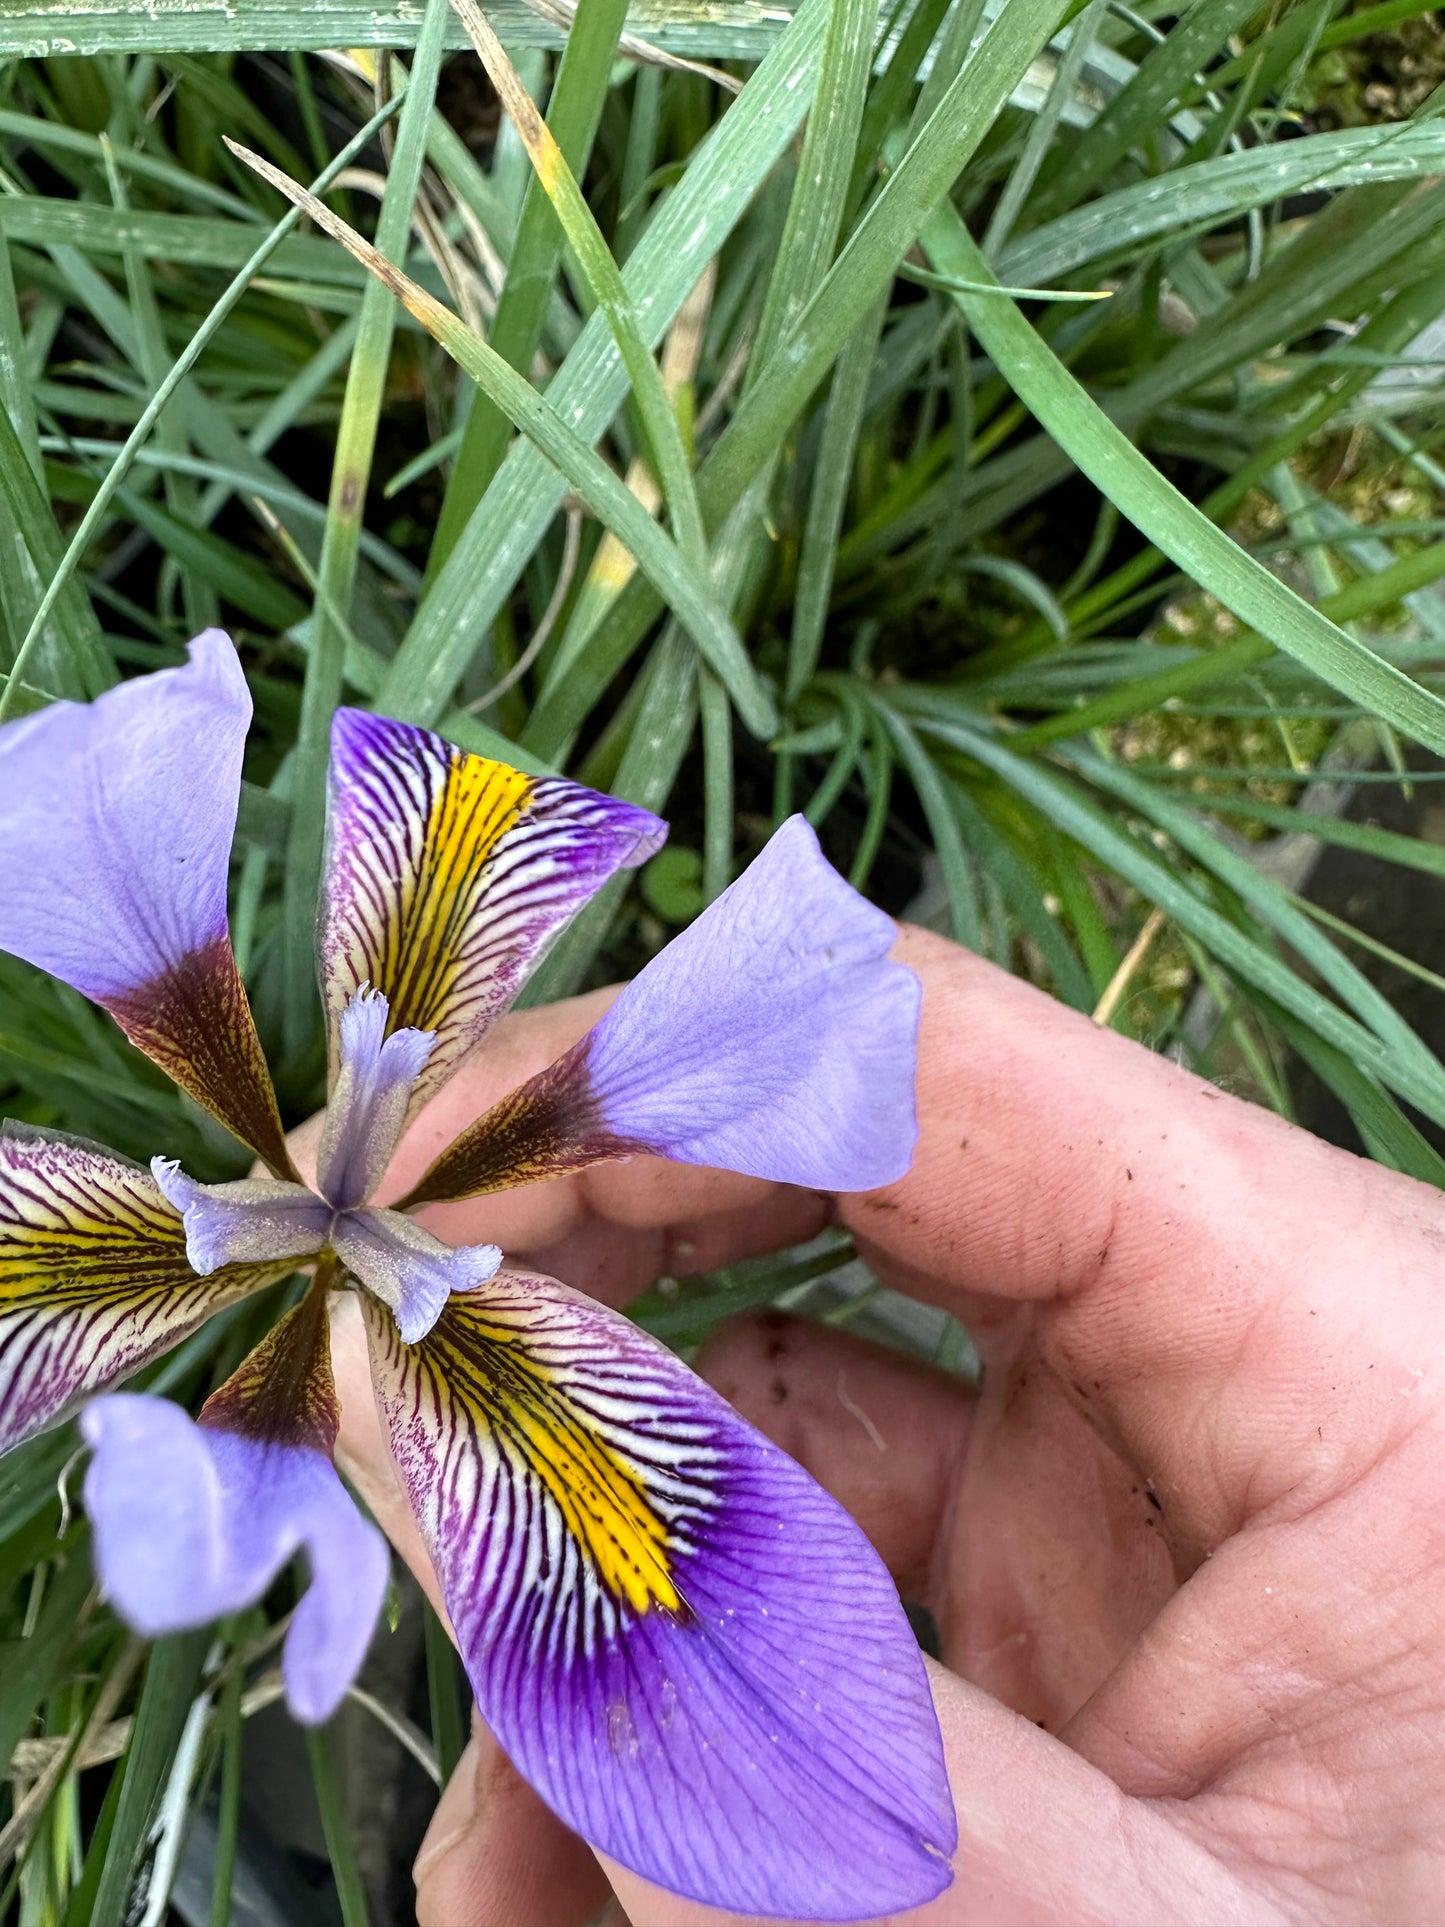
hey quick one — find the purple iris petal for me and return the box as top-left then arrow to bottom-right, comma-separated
0,630 -> 242,999
82,1393 -> 387,1723
406,814 -> 920,1206
584,815 -> 919,1187
330,1208 -> 501,1345
0,631 -> 294,1175
320,709 -> 666,1111
315,987 -> 433,1209
364,1270 -> 956,1921
150,1161 -> 330,1275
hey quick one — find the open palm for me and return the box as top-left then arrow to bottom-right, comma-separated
332,924 -> 1445,1926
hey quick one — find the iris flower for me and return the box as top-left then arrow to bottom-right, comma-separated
0,631 -> 955,1918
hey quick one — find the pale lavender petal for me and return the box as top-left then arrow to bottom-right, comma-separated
363,1270 -> 955,1921
314,987 -> 434,1209
405,815 -> 920,1206
150,1160 -> 329,1275
0,632 -> 293,1175
330,1207 -> 500,1345
0,1124 -> 285,1455
319,709 -> 665,1109
0,631 -> 240,999
82,1393 -> 387,1723
585,815 -> 919,1183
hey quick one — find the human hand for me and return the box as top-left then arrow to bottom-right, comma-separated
329,923 -> 1445,1926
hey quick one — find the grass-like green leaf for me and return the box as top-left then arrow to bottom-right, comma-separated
3,0 -> 785,56
88,1632 -> 209,1927
919,200 -> 1445,760
280,0 -> 452,1051
379,0 -> 831,723
232,139 -> 778,738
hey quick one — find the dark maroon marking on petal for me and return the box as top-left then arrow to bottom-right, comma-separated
201,1269 -> 339,1453
106,937 -> 297,1180
398,1036 -> 649,1209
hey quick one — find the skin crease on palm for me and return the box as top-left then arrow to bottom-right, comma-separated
298,923 -> 1445,1927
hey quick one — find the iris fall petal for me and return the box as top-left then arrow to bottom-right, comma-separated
319,709 -> 665,1110
0,1124 -> 287,1455
362,1270 -> 956,1920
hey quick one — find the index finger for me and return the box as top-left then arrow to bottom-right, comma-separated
849,924 -> 1445,1555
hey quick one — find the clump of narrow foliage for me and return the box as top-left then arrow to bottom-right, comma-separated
2,0 -> 1445,1917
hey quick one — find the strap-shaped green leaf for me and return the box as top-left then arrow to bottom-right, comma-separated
919,198 -> 1445,760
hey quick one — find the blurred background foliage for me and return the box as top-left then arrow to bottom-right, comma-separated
4,0 -> 1445,1916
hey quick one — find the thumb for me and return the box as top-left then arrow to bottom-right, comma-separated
602,1659 -> 1265,1927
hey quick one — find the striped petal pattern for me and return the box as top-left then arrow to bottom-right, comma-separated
0,1125 -> 288,1455
363,1270 -> 956,1921
404,815 -> 920,1207
0,634 -> 293,1176
319,710 -> 665,1109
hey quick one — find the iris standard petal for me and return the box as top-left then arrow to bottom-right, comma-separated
318,709 -> 665,1111
404,815 -> 920,1207
0,1124 -> 288,1455
363,1270 -> 956,1921
0,633 -> 294,1176
83,1288 -> 387,1723
330,1207 -> 500,1345
150,1161 -> 331,1275
83,1397 -> 386,1722
314,986 -> 434,1209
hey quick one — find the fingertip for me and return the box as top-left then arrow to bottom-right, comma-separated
577,1155 -> 792,1230
416,1727 -> 609,1927
659,1185 -> 832,1275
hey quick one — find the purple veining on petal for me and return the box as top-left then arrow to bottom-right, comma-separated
83,1393 -> 387,1723
0,1125 -> 278,1456
315,987 -> 434,1210
109,937 -> 298,1180
150,1160 -> 330,1275
330,1208 -> 501,1345
319,709 -> 666,1109
364,1269 -> 956,1920
0,631 -> 295,1175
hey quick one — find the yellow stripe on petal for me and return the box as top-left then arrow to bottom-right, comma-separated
321,712 -> 665,1110
362,1274 -> 723,1668
428,1299 -> 682,1618
387,752 -> 534,1037
362,1267 -> 957,1923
